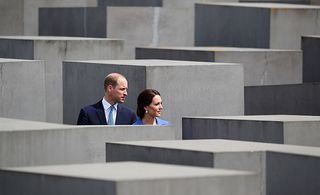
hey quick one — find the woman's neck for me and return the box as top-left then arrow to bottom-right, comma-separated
142,115 -> 156,125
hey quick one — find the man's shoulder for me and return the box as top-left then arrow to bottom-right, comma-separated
81,101 -> 103,112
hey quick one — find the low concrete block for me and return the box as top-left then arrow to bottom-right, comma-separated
0,59 -> 46,121
0,117 -> 175,167
195,3 -> 320,49
0,162 -> 259,195
106,139 -> 320,195
183,115 -> 320,147
39,7 -> 106,38
136,47 -> 302,86
0,36 -> 124,123
63,60 -> 244,138
302,35 -> 320,82
98,0 -> 162,6
245,83 -> 320,115
0,0 -> 97,36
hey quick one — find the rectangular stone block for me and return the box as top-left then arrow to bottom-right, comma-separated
240,0 -> 310,3
136,47 -> 302,86
106,0 -> 237,58
183,115 -> 320,147
0,117 -> 175,167
0,59 -> 46,121
0,0 -> 97,36
106,139 -> 320,195
0,162 -> 259,195
63,60 -> 244,138
39,7 -> 106,38
0,36 -> 124,123
195,3 -> 320,49
245,83 -> 320,115
302,35 -> 320,82
98,0 -> 162,6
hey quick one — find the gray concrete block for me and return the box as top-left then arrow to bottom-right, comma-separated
136,47 -> 302,86
0,59 -> 46,121
98,0 -> 162,6
106,139 -> 320,195
240,0 -> 310,3
302,35 -> 320,82
0,162 -> 259,195
183,115 -> 320,147
0,117 -> 176,167
195,3 -> 320,49
63,60 -> 244,138
39,7 -> 106,38
0,36 -> 124,123
245,83 -> 320,115
0,0 -> 97,36
106,0 -> 237,58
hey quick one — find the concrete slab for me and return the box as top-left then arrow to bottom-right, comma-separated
0,58 -> 46,121
63,59 -> 244,138
302,35 -> 320,82
183,115 -> 320,147
0,0 -> 97,36
245,83 -> 320,115
195,3 -> 320,49
0,162 -> 259,195
136,46 -> 302,86
39,7 -> 106,38
0,36 -> 124,123
106,139 -> 320,195
0,117 -> 175,167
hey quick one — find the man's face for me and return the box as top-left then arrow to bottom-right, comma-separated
110,77 -> 128,103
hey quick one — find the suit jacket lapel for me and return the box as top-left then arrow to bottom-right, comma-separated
95,100 -> 107,125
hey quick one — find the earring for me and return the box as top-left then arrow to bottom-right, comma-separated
145,110 -> 148,114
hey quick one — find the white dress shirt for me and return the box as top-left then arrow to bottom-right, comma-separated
102,98 -> 118,124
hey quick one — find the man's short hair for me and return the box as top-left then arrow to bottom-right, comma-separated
104,73 -> 125,89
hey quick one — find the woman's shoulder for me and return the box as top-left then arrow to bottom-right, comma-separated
132,118 -> 144,125
156,117 -> 171,126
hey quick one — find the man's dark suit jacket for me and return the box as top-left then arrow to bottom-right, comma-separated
77,100 -> 137,125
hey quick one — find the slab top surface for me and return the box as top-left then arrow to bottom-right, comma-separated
137,46 -> 299,52
0,58 -> 41,63
198,2 -> 320,9
1,162 -> 255,181
108,139 -> 320,157
184,115 -> 320,122
64,59 -> 240,66
0,117 -> 72,131
0,36 -> 122,41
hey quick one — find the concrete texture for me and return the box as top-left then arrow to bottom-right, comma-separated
63,59 -> 244,138
0,59 -> 46,121
302,35 -> 320,82
106,139 -> 320,195
195,3 -> 320,49
0,0 -> 97,36
39,7 -> 106,38
98,0 -> 162,6
183,115 -> 320,147
136,46 -> 302,86
245,83 -> 320,115
0,162 -> 259,195
106,0 -> 237,58
241,0 -> 310,3
0,36 -> 124,123
0,117 -> 175,167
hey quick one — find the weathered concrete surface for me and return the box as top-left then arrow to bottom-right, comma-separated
195,3 -> 320,50
63,59 -> 244,138
302,35 -> 320,82
0,117 -> 175,167
0,59 -> 46,121
245,83 -> 320,115
136,46 -> 302,86
183,115 -> 320,147
0,0 -> 97,36
0,36 -> 124,123
106,139 -> 320,195
0,162 -> 259,195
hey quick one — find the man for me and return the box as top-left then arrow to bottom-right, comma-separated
77,73 -> 137,125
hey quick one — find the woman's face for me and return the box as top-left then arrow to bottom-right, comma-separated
145,95 -> 163,118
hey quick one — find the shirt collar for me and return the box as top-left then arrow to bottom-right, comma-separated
102,98 -> 118,111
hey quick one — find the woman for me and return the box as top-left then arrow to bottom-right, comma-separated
133,89 -> 170,125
